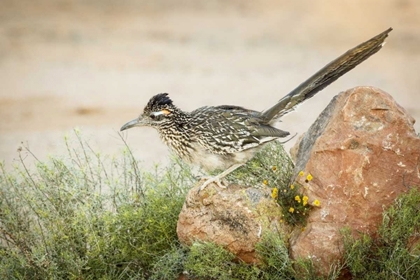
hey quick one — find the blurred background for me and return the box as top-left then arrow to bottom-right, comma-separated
1,0 -> 419,170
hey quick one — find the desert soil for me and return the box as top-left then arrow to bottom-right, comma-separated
1,0 -> 419,170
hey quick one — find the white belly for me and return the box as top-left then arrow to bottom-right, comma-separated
187,142 -> 260,172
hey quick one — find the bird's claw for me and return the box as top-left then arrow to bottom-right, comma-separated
197,176 -> 226,193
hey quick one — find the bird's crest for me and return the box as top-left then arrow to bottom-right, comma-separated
142,93 -> 176,117
146,93 -> 173,109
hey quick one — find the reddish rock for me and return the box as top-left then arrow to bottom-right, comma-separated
290,87 -> 420,275
177,183 -> 287,263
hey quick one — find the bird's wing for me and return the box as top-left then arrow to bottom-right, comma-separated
191,106 -> 288,154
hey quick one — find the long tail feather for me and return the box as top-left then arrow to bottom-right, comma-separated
261,28 -> 392,123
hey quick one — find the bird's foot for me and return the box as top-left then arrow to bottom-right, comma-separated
198,176 -> 227,193
196,164 -> 243,194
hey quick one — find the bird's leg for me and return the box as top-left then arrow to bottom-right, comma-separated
198,163 -> 243,193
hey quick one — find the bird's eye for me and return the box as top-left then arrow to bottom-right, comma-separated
150,112 -> 164,121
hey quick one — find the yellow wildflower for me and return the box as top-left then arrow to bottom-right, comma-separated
306,173 -> 313,181
290,184 -> 295,190
271,188 -> 278,199
289,207 -> 295,213
263,180 -> 268,185
302,195 -> 309,206
294,195 -> 301,203
313,199 -> 321,207
299,171 -> 305,177
272,166 -> 277,171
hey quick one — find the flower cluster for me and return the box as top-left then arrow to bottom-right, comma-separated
268,170 -> 322,226
298,170 -> 320,207
259,159 -> 320,226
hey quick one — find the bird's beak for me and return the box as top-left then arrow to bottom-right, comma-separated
120,117 -> 143,131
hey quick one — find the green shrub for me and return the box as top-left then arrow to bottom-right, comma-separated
0,130 -> 194,279
184,241 -> 238,279
255,230 -> 295,279
226,140 -> 294,190
343,187 -> 420,279
150,245 -> 187,280
182,234 -> 292,280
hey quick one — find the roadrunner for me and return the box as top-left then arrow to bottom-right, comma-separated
121,28 -> 392,191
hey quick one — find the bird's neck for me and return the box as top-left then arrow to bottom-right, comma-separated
157,111 -> 194,161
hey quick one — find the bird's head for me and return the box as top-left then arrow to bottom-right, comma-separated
120,93 -> 179,131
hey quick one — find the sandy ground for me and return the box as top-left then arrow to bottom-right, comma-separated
1,0 -> 419,171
